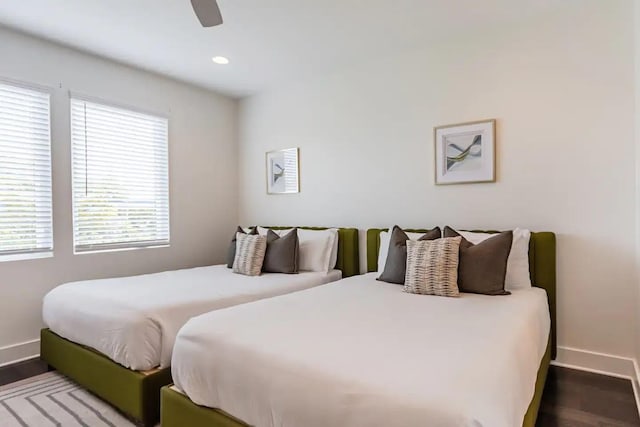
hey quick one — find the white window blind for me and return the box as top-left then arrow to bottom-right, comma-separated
71,97 -> 169,253
0,82 -> 53,258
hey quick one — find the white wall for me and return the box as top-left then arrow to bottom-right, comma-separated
0,28 -> 238,365
635,0 -> 640,387
239,0 -> 638,367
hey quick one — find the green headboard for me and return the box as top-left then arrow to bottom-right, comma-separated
366,228 -> 557,359
262,227 -> 360,278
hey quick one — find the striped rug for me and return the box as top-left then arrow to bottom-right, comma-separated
0,372 -> 136,426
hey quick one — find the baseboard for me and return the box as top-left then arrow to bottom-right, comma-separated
1,340 -> 639,415
550,346 -> 640,418
633,359 -> 640,419
0,339 -> 40,367
553,346 -> 637,379
0,341 -> 637,377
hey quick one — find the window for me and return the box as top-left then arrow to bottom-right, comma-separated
70,97 -> 169,253
0,81 -> 53,259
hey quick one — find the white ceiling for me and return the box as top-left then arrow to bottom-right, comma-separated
0,0 -> 571,98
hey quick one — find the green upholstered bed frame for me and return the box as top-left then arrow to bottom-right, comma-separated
160,228 -> 556,427
366,228 -> 557,359
40,227 -> 360,426
41,328 -> 172,426
161,342 -> 552,427
368,228 -> 557,426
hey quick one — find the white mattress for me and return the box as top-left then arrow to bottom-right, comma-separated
172,273 -> 550,427
43,265 -> 342,370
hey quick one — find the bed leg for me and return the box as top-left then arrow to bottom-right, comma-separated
40,357 -> 55,372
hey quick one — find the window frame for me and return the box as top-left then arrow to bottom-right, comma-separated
69,92 -> 171,255
0,77 -> 54,262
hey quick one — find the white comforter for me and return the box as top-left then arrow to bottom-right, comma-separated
172,273 -> 550,427
43,265 -> 341,370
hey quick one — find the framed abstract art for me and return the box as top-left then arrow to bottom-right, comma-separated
434,119 -> 496,185
266,147 -> 300,194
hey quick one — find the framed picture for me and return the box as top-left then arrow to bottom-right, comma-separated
434,119 -> 496,185
266,147 -> 300,194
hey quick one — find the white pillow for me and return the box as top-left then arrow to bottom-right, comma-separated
298,229 -> 335,272
257,227 -> 336,272
327,229 -> 339,270
257,226 -> 274,236
458,228 -> 532,291
377,228 -> 432,275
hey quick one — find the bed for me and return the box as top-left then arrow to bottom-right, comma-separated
162,229 -> 556,427
40,226 -> 360,426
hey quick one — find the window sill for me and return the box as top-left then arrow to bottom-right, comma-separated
73,244 -> 170,256
0,251 -> 53,263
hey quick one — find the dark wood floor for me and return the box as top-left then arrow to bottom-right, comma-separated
0,357 -> 49,387
0,359 -> 638,426
537,366 -> 640,426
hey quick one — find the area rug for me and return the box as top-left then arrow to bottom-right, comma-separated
0,372 -> 136,426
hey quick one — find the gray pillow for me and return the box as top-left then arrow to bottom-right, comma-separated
263,229 -> 299,274
227,226 -> 257,268
443,227 -> 512,295
378,225 -> 442,284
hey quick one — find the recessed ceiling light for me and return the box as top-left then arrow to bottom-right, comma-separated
212,56 -> 229,65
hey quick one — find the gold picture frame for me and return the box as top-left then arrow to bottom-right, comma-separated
266,147 -> 300,194
434,119 -> 496,185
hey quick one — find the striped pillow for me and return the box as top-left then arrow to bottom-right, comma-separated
233,233 -> 267,276
404,237 -> 462,297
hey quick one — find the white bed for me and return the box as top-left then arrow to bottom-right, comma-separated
43,265 -> 341,370
172,272 -> 550,427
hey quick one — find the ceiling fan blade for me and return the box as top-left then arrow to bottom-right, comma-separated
191,0 -> 223,27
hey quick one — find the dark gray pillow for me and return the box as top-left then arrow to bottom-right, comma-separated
443,227 -> 512,295
263,229 -> 299,273
378,225 -> 442,284
227,226 -> 257,268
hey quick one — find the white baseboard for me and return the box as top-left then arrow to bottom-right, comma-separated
0,341 -> 637,377
553,345 -> 640,418
0,339 -> 40,367
551,346 -> 640,420
0,340 -> 639,416
553,345 -> 637,379
633,359 -> 640,419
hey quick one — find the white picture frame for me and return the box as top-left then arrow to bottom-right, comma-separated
266,147 -> 300,194
434,119 -> 496,185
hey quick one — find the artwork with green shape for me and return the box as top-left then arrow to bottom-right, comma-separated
434,119 -> 495,184
446,132 -> 483,171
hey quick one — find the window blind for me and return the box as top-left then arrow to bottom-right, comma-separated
0,82 -> 53,257
70,98 -> 169,252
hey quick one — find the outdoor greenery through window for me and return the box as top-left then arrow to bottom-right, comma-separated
71,97 -> 169,253
0,81 -> 53,258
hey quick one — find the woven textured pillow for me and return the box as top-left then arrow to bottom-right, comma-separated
227,226 -> 257,268
233,233 -> 267,276
404,237 -> 462,297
